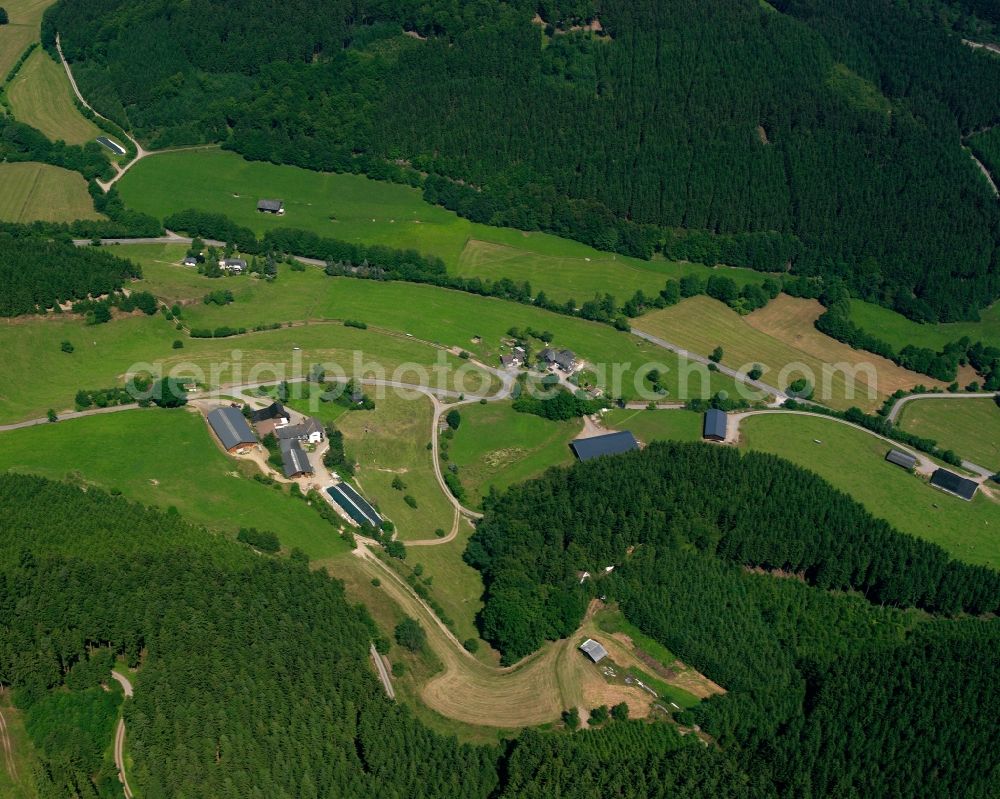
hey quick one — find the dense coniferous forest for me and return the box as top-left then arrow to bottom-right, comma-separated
0,231 -> 142,316
47,0 -> 1000,320
0,475 -> 500,798
466,442 -> 1000,796
2,455 -> 998,796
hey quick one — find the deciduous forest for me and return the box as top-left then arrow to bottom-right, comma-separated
46,0 -> 1000,321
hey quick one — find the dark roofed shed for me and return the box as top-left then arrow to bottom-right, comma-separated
571,431 -> 639,461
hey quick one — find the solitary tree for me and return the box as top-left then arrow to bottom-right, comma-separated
611,702 -> 629,721
709,346 -> 724,363
0,8 -> 8,25
394,617 -> 426,652
446,409 -> 462,430
151,377 -> 187,408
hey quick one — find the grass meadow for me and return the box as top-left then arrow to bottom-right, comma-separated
0,162 -> 102,223
603,408 -> 705,444
333,393 -> 455,540
847,298 -> 1000,352
0,408 -> 352,558
116,149 -> 771,306
739,413 -> 1000,569
635,296 -> 940,411
897,397 -> 1000,472
448,401 -> 582,508
0,0 -> 53,78
125,246 -> 740,403
0,302 -> 483,424
6,48 -> 105,145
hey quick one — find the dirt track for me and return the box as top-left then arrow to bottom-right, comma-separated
353,546 -> 708,728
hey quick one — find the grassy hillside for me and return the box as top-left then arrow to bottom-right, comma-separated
6,48 -> 104,145
848,297 -> 1000,351
635,296 -> 916,411
448,401 -> 581,508
0,408 -> 352,558
334,393 -> 454,540
122,249 -> 740,405
117,149 -> 769,305
897,398 -> 1000,472
0,0 -> 53,78
739,413 -> 1000,569
0,162 -> 102,222
0,306 -> 478,424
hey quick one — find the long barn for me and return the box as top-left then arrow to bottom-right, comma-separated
327,483 -> 382,527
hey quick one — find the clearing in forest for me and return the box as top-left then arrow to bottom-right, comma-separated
7,48 -> 105,145
354,548 -> 712,729
0,162 -> 102,223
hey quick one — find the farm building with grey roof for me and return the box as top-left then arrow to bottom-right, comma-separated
885,449 -> 917,471
207,407 -> 257,453
703,409 -> 728,441
929,468 -> 978,501
571,431 -> 639,462
280,440 -> 312,479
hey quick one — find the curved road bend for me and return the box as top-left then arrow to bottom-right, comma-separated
886,391 -> 997,424
57,33 -> 218,190
110,670 -> 134,799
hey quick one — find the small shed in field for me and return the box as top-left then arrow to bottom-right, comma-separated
257,199 -> 285,214
885,449 -> 917,471
579,639 -> 608,663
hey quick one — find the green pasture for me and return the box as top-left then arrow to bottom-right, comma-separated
448,401 -> 581,508
404,521 -> 491,656
847,299 -> 1000,352
603,408 -> 705,444
6,48 -> 105,145
739,413 -> 1000,569
897,397 -> 1000,472
0,162 -> 102,223
125,247 -> 740,404
0,0 -> 53,79
0,409 -> 352,558
334,393 -> 454,540
116,149 -> 769,306
0,307 -> 482,424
